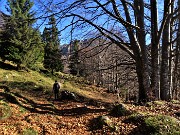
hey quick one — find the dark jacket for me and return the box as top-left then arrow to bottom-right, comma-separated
53,82 -> 60,93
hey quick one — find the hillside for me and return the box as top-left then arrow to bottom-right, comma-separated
0,62 -> 180,135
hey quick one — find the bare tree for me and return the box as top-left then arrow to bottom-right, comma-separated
160,0 -> 172,100
38,0 -> 180,102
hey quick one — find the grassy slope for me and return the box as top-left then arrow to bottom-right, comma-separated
0,63 -> 115,103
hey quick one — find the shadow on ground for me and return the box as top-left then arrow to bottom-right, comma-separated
0,90 -> 108,117
0,61 -> 17,70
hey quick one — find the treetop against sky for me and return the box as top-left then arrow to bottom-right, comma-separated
0,0 -> 166,45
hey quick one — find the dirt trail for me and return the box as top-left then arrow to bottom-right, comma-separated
0,88 -> 115,134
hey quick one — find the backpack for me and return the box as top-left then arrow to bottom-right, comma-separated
54,82 -> 60,92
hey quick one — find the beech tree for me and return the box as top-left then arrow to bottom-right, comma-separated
40,0 -> 180,102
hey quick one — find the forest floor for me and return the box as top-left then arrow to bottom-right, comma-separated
0,61 -> 179,135
0,87 -> 180,135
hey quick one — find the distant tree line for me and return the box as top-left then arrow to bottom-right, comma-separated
67,37 -> 137,101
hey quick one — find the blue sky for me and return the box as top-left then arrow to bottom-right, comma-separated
0,0 -> 71,44
0,0 -> 165,45
0,0 -> 8,14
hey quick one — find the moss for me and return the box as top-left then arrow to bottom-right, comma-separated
0,100 -> 12,120
128,113 -> 145,122
110,104 -> 131,116
144,115 -> 180,135
171,100 -> 180,104
22,128 -> 38,135
153,101 -> 165,105
19,106 -> 27,113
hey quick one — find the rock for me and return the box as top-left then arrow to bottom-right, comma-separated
96,115 -> 118,131
110,103 -> 130,116
60,90 -> 78,101
98,116 -> 112,126
175,112 -> 180,117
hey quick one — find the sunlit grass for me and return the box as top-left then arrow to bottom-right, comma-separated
0,68 -> 54,92
22,128 -> 38,135
0,61 -> 111,103
0,100 -> 12,120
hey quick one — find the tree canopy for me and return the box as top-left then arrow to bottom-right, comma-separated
42,15 -> 63,74
38,0 -> 180,102
0,0 -> 44,70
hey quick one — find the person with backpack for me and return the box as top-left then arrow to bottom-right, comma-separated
53,80 -> 60,100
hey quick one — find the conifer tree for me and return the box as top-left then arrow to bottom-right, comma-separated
69,40 -> 82,76
43,16 -> 63,74
0,0 -> 44,70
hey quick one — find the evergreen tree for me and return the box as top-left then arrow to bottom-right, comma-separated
43,16 -> 63,74
0,0 -> 44,69
69,40 -> 82,76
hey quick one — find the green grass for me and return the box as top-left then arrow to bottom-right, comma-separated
0,63 -> 103,102
0,100 -> 12,120
22,128 -> 38,135
0,64 -> 91,94
19,106 -> 27,113
0,68 -> 54,92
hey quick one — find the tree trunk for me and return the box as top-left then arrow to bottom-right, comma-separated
160,0 -> 171,101
169,3 -> 173,99
173,35 -> 180,99
150,0 -> 160,100
172,0 -> 180,99
136,59 -> 147,102
134,0 -> 150,102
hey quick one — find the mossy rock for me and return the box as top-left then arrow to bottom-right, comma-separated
96,116 -> 118,131
89,115 -> 118,132
110,104 -> 130,116
97,116 -> 112,127
60,90 -> 78,101
125,114 -> 180,135
146,101 -> 154,107
127,113 -> 145,123
144,115 -> 180,135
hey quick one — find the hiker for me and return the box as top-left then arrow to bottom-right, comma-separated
53,80 -> 60,100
